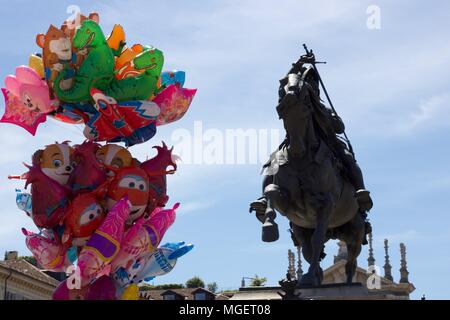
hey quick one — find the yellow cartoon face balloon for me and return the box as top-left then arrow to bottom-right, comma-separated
120,284 -> 139,300
28,54 -> 45,79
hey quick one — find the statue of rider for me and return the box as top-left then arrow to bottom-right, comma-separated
280,53 -> 373,215
251,53 -> 373,237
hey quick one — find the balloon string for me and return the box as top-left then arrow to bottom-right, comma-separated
47,118 -> 85,138
146,169 -> 175,176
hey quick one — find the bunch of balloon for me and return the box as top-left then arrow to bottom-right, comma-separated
5,11 -> 196,300
1,11 -> 196,146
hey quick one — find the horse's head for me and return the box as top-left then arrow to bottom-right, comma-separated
277,68 -> 319,158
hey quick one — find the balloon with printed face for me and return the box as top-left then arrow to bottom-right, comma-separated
120,283 -> 139,300
61,191 -> 107,248
22,228 -> 71,272
95,144 -> 134,176
33,142 -> 75,185
160,70 -> 185,88
35,25 -> 76,91
68,141 -> 107,194
1,66 -> 57,135
153,84 -> 196,126
114,44 -> 144,80
106,167 -> 150,226
28,54 -> 45,79
15,158 -> 71,229
113,242 -> 193,287
83,88 -> 159,145
16,190 -> 32,217
111,203 -> 178,272
77,197 -> 130,287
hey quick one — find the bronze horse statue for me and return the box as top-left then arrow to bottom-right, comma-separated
250,63 -> 370,287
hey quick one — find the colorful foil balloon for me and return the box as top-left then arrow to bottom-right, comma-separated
105,166 -> 150,225
77,197 -> 130,286
32,142 -> 75,185
61,191 -> 107,248
16,190 -> 32,216
5,11 -> 196,300
68,141 -> 107,194
1,66 -> 57,135
153,84 -> 196,126
161,70 -> 185,88
140,142 -> 178,209
12,159 -> 71,229
139,242 -> 194,282
2,11 -> 196,146
22,228 -> 71,272
28,54 -> 45,79
53,274 -> 116,300
114,241 -> 193,287
84,88 -> 160,144
111,203 -> 179,272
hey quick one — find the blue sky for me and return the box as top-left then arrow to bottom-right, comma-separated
0,0 -> 449,299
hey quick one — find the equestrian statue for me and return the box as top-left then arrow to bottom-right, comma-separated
250,45 -> 373,286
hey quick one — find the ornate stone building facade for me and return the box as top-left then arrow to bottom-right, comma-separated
231,234 -> 415,300
0,251 -> 59,300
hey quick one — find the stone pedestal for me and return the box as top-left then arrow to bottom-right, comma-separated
295,283 -> 369,300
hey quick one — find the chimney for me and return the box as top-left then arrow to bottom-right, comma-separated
4,250 -> 18,261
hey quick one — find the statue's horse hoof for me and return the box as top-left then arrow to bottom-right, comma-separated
262,221 -> 279,242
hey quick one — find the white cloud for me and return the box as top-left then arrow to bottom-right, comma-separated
376,229 -> 423,245
393,93 -> 450,134
177,200 -> 215,216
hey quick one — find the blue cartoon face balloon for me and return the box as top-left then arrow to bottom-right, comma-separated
138,242 -> 194,282
161,71 -> 185,88
113,242 -> 194,288
16,189 -> 32,216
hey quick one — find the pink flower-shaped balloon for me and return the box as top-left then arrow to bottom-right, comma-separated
153,84 -> 196,126
1,66 -> 56,135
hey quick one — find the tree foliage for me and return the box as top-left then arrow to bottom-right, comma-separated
207,282 -> 218,293
19,256 -> 37,267
250,275 -> 267,287
139,283 -> 185,291
185,276 -> 205,288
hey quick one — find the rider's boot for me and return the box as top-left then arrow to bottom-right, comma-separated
344,158 -> 373,244
346,159 -> 373,212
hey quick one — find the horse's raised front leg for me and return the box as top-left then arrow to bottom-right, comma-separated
299,193 -> 333,286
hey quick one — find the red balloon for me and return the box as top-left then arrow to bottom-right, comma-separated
69,141 -> 107,195
106,166 -> 151,225
20,159 -> 71,228
62,192 -> 106,248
